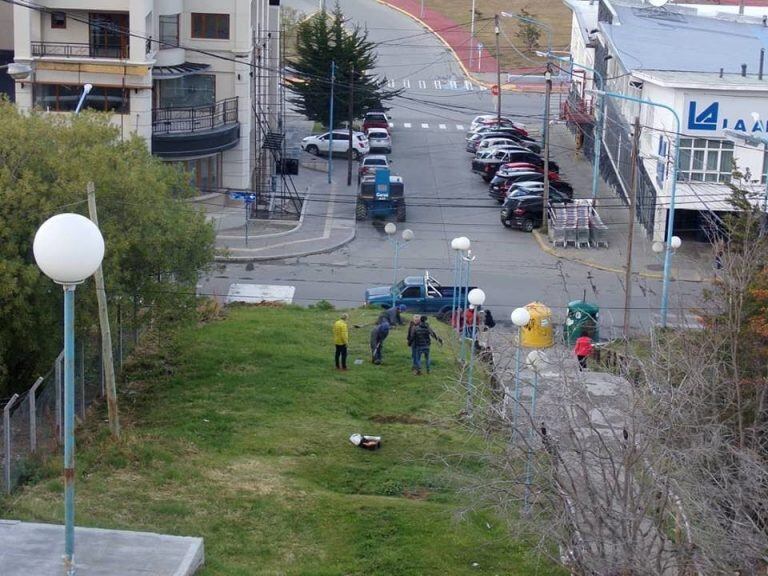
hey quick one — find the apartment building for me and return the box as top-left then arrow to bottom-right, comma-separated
5,0 -> 279,193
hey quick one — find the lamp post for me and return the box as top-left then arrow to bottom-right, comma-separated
537,51 -> 604,202
385,223 -> 414,308
0,62 -> 32,80
465,288 -> 486,418
591,89 -> 681,329
459,245 -> 476,359
510,307 -> 531,433
74,83 -> 93,114
524,349 -> 546,513
33,213 -> 105,576
451,236 -> 470,335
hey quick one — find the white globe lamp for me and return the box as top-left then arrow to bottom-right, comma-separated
34,213 -> 104,284
467,288 -> 486,307
454,236 -> 471,251
670,236 -> 682,249
384,222 -> 396,236
402,229 -> 414,241
511,307 -> 531,327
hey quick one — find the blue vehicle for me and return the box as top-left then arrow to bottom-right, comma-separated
365,273 -> 475,317
355,169 -> 406,222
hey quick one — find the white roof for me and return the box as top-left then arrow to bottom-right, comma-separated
659,181 -> 764,211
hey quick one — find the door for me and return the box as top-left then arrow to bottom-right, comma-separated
90,13 -> 129,58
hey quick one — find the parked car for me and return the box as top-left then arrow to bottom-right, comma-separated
466,124 -> 531,143
301,130 -> 369,158
472,150 -> 549,181
358,154 -> 390,183
365,272 -> 474,315
509,180 -> 574,198
466,130 -> 540,154
489,170 -> 560,201
476,138 -> 531,154
366,128 -> 391,153
470,114 -> 527,134
499,195 -> 550,232
363,111 -> 391,132
505,184 -> 574,204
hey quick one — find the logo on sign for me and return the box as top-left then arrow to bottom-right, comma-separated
687,101 -> 718,131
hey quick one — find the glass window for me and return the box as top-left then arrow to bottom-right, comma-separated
159,14 -> 179,47
51,12 -> 66,29
191,13 -> 230,39
706,152 -> 718,171
676,138 -> 732,183
157,74 -> 215,108
34,84 -> 129,114
172,154 -> 221,192
90,13 -> 129,58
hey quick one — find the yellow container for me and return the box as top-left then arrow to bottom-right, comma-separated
520,302 -> 554,349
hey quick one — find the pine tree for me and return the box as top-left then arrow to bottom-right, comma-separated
286,5 -> 401,127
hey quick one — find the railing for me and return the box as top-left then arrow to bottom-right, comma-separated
152,97 -> 239,135
31,41 -> 129,60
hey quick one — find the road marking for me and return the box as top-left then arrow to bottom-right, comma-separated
456,124 -> 464,130
478,85 -> 488,91
227,284 -> 295,305
421,123 -> 429,128
403,79 -> 410,88
387,79 -> 395,88
439,123 -> 446,130
403,122 -> 412,128
418,80 -> 426,89
388,122 -> 394,128
464,80 -> 473,91
433,80 -> 442,89
448,80 -> 458,90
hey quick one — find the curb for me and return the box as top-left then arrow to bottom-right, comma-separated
214,226 -> 356,263
215,189 -> 311,242
531,230 -> 706,283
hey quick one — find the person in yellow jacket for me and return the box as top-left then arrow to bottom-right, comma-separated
333,313 -> 349,370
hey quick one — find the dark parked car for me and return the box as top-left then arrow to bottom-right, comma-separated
510,179 -> 574,198
466,130 -> 540,154
505,184 -> 574,204
499,195 -> 549,232
363,111 -> 390,132
473,150 -> 556,182
489,171 -> 557,201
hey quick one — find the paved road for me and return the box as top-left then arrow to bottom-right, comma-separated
201,0 -> 702,335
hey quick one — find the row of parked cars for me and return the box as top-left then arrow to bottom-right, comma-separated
300,111 -> 393,160
466,114 -> 574,232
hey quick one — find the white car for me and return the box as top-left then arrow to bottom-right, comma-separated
475,138 -> 529,153
469,114 -> 527,133
366,128 -> 392,153
301,130 -> 369,159
358,154 -> 390,182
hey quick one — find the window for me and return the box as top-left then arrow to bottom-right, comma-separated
677,138 -> 733,183
90,13 -> 129,58
156,74 -> 215,108
172,154 -> 222,192
33,84 -> 129,114
191,13 -> 230,39
401,287 -> 421,298
159,14 -> 179,47
51,12 -> 66,29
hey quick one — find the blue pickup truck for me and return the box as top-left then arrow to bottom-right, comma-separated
365,273 -> 474,317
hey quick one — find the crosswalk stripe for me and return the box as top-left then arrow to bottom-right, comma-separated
403,122 -> 412,128
448,80 -> 458,90
433,80 -> 442,89
439,123 -> 446,130
456,124 -> 464,130
403,79 -> 410,88
421,123 -> 429,128
464,80 -> 473,91
388,79 -> 395,88
418,80 -> 426,89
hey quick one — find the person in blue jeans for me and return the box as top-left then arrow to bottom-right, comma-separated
370,317 -> 390,364
409,316 -> 442,375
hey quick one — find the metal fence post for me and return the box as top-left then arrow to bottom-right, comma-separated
29,377 -> 43,453
79,339 -> 86,418
55,350 -> 63,443
4,393 -> 19,494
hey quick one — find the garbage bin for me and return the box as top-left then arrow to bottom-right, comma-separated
520,302 -> 554,349
564,300 -> 599,346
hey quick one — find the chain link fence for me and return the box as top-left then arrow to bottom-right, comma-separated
1,311 -> 144,494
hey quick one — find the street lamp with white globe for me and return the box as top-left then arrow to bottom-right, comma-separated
510,307 -> 531,430
33,213 -> 105,576
450,236 -> 470,332
524,348 -> 547,513
465,288 -> 485,418
385,223 -> 414,308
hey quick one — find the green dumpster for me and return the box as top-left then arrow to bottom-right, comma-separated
564,300 -> 599,346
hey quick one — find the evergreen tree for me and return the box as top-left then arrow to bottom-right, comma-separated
286,5 -> 401,127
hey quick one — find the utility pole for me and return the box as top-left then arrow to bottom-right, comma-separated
541,65 -> 552,235
347,68 -> 354,187
328,60 -> 335,184
623,117 -> 641,341
86,182 -> 120,438
495,14 -> 501,123
470,0 -> 476,68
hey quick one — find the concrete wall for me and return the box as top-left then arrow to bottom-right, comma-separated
0,1 -> 14,51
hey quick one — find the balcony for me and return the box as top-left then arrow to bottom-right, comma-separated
152,97 -> 240,158
32,41 -> 129,60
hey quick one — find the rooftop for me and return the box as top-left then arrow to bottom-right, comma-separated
633,69 -> 768,88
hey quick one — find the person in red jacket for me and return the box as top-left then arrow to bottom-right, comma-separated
574,331 -> 594,371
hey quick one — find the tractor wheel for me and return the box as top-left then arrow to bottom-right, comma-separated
396,202 -> 406,222
306,144 -> 319,155
356,201 -> 368,221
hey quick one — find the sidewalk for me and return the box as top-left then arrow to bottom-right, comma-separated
534,124 -> 713,283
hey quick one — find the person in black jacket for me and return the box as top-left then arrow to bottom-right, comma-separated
411,316 -> 442,375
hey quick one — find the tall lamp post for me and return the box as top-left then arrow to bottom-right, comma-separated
385,223 -> 414,308
524,349 -> 547,513
465,288 -> 485,418
459,247 -> 476,359
537,51 -> 604,202
451,236 -> 470,334
591,89 -> 681,329
510,307 -> 531,432
34,213 -> 105,576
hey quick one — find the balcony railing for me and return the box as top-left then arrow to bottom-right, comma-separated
152,97 -> 239,135
32,41 -> 129,59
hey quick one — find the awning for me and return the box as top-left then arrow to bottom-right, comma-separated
659,182 -> 764,212
152,62 -> 211,80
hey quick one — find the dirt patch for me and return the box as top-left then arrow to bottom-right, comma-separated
403,487 -> 431,500
369,414 -> 429,425
203,457 -> 293,496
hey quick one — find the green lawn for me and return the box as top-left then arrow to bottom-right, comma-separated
2,305 -> 562,575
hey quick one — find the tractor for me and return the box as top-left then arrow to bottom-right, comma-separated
355,168 -> 406,222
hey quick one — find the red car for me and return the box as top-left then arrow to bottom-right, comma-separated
362,111 -> 390,132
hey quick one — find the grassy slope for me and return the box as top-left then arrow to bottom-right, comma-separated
3,306 -> 563,575
423,0 -> 572,69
